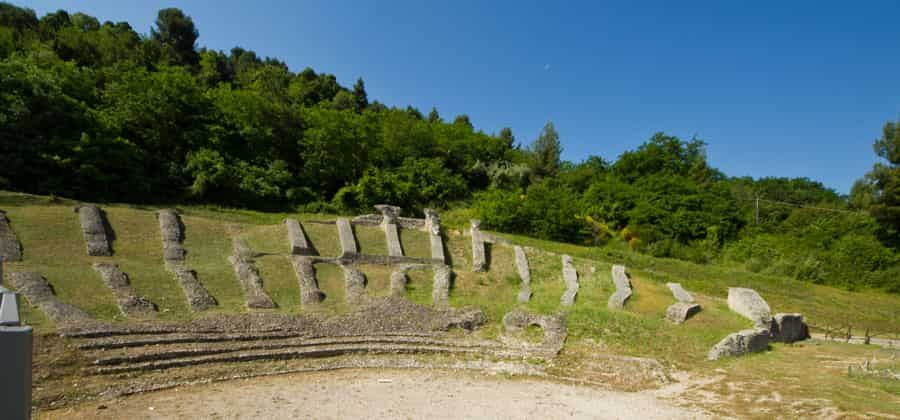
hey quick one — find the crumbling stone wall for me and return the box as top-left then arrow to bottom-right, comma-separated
0,210 -> 22,262
6,272 -> 91,323
156,209 -> 216,311
75,205 -> 112,256
229,238 -> 275,309
92,263 -> 156,318
289,256 -> 323,306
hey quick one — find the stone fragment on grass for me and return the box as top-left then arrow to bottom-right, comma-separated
665,302 -> 701,324
666,282 -> 695,303
770,313 -> 810,343
707,328 -> 770,360
727,287 -> 772,327
560,255 -> 578,306
607,265 -> 632,310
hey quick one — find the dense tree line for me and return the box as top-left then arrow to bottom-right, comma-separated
1,4 -> 897,292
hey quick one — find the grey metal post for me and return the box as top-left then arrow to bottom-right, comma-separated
1,254 -> 33,420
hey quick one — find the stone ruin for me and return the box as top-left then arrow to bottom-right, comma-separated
228,236 -> 275,309
92,263 -> 157,318
665,283 -> 700,324
74,205 -> 112,256
560,255 -> 579,306
156,209 -> 217,311
470,219 -> 487,272
0,210 -> 23,262
514,246 -> 532,303
708,287 -> 810,360
6,272 -> 90,324
608,264 -> 632,310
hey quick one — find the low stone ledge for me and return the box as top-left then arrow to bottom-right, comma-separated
560,255 -> 578,306
284,219 -> 314,256
514,246 -> 531,303
93,263 -> 157,318
607,265 -> 632,310
666,282 -> 695,303
6,272 -> 91,323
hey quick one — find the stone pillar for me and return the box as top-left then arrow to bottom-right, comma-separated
0,286 -> 32,420
336,218 -> 358,257
470,220 -> 486,272
375,205 -> 403,257
424,209 -> 445,263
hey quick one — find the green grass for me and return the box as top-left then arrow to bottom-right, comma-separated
4,190 -> 900,415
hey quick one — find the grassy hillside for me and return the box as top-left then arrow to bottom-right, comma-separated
2,190 -> 899,416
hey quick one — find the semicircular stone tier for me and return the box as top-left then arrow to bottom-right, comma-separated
74,205 -> 112,256
0,210 -> 23,262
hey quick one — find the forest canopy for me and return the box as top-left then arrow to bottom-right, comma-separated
1,4 -> 897,292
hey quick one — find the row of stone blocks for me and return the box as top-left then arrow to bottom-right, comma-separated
707,288 -> 810,360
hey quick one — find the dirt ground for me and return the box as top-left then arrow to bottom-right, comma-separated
43,369 -> 707,419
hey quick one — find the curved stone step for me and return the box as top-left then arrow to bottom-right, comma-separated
90,335 -> 506,366
91,342 -> 528,375
76,331 -> 310,350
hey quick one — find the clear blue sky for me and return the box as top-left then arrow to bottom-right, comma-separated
22,0 -> 900,193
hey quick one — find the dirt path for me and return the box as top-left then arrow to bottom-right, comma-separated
44,369 -> 707,419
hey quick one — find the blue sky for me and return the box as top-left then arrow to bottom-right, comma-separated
22,0 -> 900,193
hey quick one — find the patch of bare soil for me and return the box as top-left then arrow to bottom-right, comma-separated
44,369 -> 707,419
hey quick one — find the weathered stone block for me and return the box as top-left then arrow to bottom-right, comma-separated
390,270 -> 407,297
432,264 -> 451,305
470,220 -> 486,272
374,204 -> 401,225
284,219 -> 313,255
75,205 -> 111,256
666,282 -> 695,303
157,209 -> 186,262
424,209 -> 445,263
560,255 -> 578,306
666,302 -> 701,324
336,218 -> 358,256
608,265 -> 632,310
770,313 -> 810,343
727,287 -> 772,327
708,328 -> 770,360
502,308 -> 567,353
384,222 -> 403,257
0,210 -> 22,262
